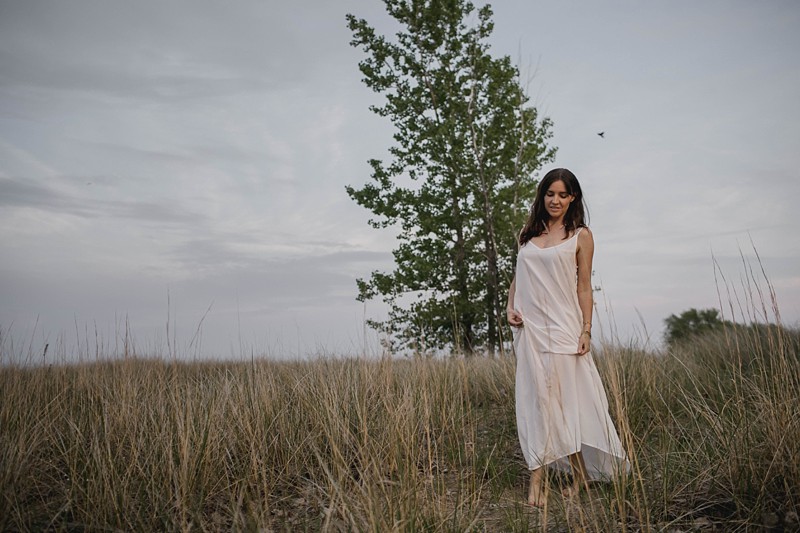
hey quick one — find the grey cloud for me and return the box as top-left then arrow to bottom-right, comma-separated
168,232 -> 390,278
80,141 -> 205,166
0,176 -> 202,224
0,59 -> 276,103
0,1 -> 375,103
0,175 -> 63,208
81,139 -> 294,177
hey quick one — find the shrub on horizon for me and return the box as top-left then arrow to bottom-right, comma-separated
664,307 -> 731,347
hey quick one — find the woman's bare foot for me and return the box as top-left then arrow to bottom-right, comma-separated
560,482 -> 581,499
527,496 -> 545,507
527,467 -> 546,508
527,487 -> 546,508
561,451 -> 589,499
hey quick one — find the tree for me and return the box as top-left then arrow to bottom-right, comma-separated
346,0 -> 555,355
664,308 -> 729,347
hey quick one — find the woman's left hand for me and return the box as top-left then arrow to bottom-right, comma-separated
577,332 -> 591,355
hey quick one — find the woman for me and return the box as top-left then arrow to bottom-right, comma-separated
507,168 -> 628,507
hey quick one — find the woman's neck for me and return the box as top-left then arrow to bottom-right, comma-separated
545,216 -> 566,232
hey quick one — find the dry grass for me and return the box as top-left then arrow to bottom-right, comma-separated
1,321 -> 798,532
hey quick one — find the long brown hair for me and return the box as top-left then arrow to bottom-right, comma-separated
518,168 -> 588,246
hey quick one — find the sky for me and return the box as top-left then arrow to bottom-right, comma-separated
1,1 -> 798,363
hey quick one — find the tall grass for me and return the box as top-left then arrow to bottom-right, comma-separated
597,323 -> 800,531
2,318 -> 798,531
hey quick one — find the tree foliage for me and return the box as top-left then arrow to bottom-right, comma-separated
346,0 -> 555,355
664,308 -> 730,347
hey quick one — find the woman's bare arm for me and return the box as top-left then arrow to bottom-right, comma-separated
507,275 -> 523,327
576,228 -> 594,354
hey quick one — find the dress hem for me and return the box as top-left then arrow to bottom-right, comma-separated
524,442 -> 629,479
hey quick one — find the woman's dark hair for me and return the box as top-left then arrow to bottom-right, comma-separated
518,168 -> 588,246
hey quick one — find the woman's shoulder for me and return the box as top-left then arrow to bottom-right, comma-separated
575,225 -> 592,238
576,225 -> 594,247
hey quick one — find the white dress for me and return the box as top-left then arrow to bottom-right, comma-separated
513,227 -> 628,479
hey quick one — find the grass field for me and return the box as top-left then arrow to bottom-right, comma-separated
1,322 -> 798,531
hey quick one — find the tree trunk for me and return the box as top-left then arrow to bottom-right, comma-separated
450,185 -> 473,356
484,230 -> 497,356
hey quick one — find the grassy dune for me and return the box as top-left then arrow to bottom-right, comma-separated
1,325 -> 798,531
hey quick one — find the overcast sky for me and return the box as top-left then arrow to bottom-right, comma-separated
1,1 -> 798,363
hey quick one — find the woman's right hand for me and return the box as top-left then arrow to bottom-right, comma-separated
507,308 -> 523,328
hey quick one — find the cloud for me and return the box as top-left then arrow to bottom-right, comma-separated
0,0 -> 383,103
0,175 -> 202,224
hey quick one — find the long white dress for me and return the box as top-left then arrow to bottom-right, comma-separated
513,228 -> 628,479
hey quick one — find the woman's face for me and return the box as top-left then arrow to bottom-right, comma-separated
544,179 -> 574,220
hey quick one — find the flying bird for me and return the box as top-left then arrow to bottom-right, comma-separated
597,131 -> 605,138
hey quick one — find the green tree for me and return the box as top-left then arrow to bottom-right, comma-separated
346,0 -> 555,355
664,308 -> 729,347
